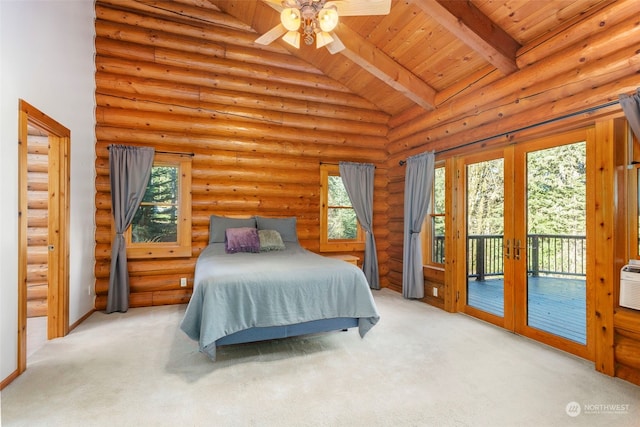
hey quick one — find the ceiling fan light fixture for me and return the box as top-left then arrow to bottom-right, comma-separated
261,0 -> 390,53
315,30 -> 334,48
280,8 -> 301,31
318,7 -> 338,32
282,30 -> 301,48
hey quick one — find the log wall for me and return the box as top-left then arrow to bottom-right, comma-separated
385,2 -> 640,384
93,1 -> 391,310
26,134 -> 49,318
614,310 -> 640,386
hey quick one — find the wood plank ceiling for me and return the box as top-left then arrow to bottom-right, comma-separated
205,0 -> 616,117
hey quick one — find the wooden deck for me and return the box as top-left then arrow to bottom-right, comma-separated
467,276 -> 586,344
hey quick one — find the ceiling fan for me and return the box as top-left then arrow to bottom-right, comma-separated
255,0 -> 391,54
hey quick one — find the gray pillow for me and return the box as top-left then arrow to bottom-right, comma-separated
256,216 -> 298,242
209,215 -> 257,243
258,229 -> 286,251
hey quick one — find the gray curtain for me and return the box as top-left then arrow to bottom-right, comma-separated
402,151 -> 435,299
339,162 -> 380,289
107,145 -> 155,313
620,88 -> 640,140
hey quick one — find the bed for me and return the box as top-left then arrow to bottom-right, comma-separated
180,215 -> 380,360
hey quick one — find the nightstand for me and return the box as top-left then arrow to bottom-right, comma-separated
326,254 -> 359,266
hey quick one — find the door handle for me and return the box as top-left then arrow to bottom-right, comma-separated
48,245 -> 55,251
514,239 -> 521,261
504,239 -> 510,259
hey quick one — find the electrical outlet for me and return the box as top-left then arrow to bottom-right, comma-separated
87,285 -> 92,296
432,287 -> 438,297
180,277 -> 187,287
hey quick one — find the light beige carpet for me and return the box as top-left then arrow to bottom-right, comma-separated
2,289 -> 639,426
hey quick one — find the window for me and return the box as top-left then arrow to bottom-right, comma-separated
320,164 -> 364,252
125,153 -> 192,258
424,164 -> 445,266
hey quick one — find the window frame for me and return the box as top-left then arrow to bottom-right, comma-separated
124,152 -> 192,258
319,164 -> 365,252
423,162 -> 446,267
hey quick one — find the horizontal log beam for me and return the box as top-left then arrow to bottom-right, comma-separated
517,0 -> 640,68
95,126 -> 388,162
96,106 -> 389,149
98,0 -> 255,32
94,289 -> 193,310
96,6 -> 321,74
95,93 -> 388,137
391,69 -> 640,156
95,3 -> 269,53
389,14 -> 640,143
95,70 -> 389,123
96,54 -> 377,110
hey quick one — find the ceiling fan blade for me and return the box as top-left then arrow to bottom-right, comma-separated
255,23 -> 287,45
325,32 -> 345,55
325,0 -> 391,16
262,0 -> 285,12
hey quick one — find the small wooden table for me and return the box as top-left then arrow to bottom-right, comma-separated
325,254 -> 359,266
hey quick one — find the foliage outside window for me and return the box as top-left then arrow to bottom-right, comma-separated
125,153 -> 192,258
320,164 -> 364,252
424,165 -> 446,266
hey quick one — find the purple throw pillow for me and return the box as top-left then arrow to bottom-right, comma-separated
225,227 -> 260,254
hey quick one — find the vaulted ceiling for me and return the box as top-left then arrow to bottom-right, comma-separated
208,0 -> 619,117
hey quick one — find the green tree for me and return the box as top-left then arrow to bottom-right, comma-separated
132,165 -> 179,243
527,142 -> 586,235
328,175 -> 357,239
467,158 -> 504,235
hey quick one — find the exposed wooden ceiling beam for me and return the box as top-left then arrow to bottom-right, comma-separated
333,24 -> 436,110
412,0 -> 521,75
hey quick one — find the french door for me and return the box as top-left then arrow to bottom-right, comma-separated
456,128 -> 592,359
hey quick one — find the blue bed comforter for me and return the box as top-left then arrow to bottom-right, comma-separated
180,243 -> 380,359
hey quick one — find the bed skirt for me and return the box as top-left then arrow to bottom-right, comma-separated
215,317 -> 359,346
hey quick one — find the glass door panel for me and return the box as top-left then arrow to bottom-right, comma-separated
466,158 -> 505,317
525,141 -> 587,344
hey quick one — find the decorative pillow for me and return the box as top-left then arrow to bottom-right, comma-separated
209,215 -> 256,243
256,216 -> 298,242
225,227 -> 260,254
258,229 -> 286,251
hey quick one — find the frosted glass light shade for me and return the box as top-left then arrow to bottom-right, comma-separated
282,30 -> 301,48
318,7 -> 338,32
280,8 -> 301,31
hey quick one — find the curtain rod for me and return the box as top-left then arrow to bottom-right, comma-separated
397,99 -> 621,165
155,150 -> 194,157
106,145 -> 194,157
320,161 -> 376,168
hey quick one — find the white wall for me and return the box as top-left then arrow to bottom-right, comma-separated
1,0 -> 96,383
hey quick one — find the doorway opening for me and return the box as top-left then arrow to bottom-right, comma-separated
18,100 -> 70,373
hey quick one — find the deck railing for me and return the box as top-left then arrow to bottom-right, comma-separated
433,234 -> 586,280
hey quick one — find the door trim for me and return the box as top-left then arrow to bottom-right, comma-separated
17,99 -> 70,374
